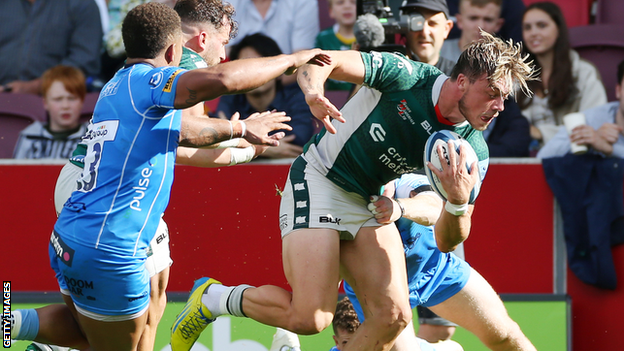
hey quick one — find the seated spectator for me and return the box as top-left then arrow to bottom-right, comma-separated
315,0 -> 357,91
13,66 -> 89,159
226,0 -> 320,85
440,0 -> 504,63
0,0 -> 102,94
519,1 -> 607,152
538,59 -> 624,159
216,34 -> 314,159
446,0 -> 524,43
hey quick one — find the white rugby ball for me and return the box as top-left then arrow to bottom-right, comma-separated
423,130 -> 481,204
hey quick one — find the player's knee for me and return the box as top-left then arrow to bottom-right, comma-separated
369,303 -> 412,335
289,310 -> 333,335
484,319 -> 523,350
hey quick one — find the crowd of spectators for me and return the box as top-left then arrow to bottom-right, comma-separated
0,0 -> 618,160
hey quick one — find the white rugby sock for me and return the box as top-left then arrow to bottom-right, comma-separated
201,283 -> 232,317
201,284 -> 253,317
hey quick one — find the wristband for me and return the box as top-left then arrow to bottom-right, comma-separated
395,199 -> 405,218
227,120 -> 233,140
216,138 -> 241,149
444,201 -> 468,216
229,146 -> 255,165
239,120 -> 247,138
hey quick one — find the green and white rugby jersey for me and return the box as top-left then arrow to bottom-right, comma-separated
303,51 -> 489,199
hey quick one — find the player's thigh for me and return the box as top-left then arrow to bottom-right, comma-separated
340,224 -> 410,319
428,268 -> 515,342
76,311 -> 148,351
282,228 -> 341,314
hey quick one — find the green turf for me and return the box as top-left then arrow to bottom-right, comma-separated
9,299 -> 568,350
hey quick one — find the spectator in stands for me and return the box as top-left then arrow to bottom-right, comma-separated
441,0 -> 504,63
519,1 -> 607,152
13,65 -> 89,159
440,0 -> 530,157
400,0 -> 455,76
446,0 -> 525,43
538,59 -> 624,159
216,34 -> 314,158
0,0 -> 102,95
315,0 -> 357,91
226,0 -> 320,85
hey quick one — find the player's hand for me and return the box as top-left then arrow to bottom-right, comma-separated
257,134 -> 303,158
427,142 -> 478,205
285,49 -> 332,76
243,110 -> 292,146
305,93 -> 345,134
367,195 -> 402,224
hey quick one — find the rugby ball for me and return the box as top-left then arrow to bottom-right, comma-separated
423,130 -> 481,204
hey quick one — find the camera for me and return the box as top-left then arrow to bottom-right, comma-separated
357,0 -> 425,35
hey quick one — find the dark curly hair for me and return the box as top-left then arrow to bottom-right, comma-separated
174,0 -> 238,40
122,2 -> 181,59
332,297 -> 360,335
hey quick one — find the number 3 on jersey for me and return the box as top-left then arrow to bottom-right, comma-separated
77,121 -> 119,192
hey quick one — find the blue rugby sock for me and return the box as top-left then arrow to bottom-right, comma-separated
12,309 -> 40,340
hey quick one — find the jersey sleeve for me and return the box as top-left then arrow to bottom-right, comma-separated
361,51 -> 442,93
147,66 -> 187,109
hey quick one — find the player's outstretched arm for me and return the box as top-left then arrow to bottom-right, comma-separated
173,49 -> 331,109
297,50 -> 365,134
427,143 -> 479,253
179,111 -> 291,147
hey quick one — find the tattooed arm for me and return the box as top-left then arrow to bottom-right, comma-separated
296,50 -> 365,134
173,49 -> 330,110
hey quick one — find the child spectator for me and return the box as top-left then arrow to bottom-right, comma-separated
13,66 -> 89,159
315,0 -> 357,91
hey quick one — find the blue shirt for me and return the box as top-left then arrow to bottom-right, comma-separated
537,102 -> 624,159
0,0 -> 102,84
55,63 -> 186,257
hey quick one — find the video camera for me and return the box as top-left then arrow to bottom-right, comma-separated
357,0 -> 425,35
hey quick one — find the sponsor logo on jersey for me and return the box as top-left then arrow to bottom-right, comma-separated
369,123 -> 386,142
163,69 -> 183,93
149,72 -> 164,88
130,167 -> 154,212
421,120 -> 433,135
50,231 -> 75,267
397,99 -> 416,125
379,147 -> 416,176
101,78 -> 120,97
371,51 -> 383,68
392,53 -> 413,74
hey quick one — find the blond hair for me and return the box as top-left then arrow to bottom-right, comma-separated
451,30 -> 537,98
